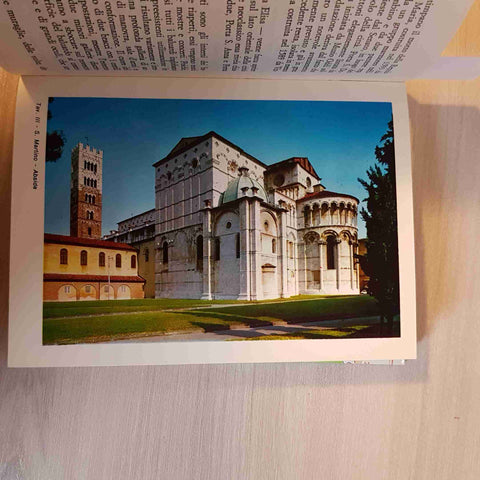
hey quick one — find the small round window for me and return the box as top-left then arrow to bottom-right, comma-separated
226,221 -> 232,229
192,158 -> 198,168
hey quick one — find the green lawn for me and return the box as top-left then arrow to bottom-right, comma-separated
43,295 -> 336,319
43,295 -> 381,345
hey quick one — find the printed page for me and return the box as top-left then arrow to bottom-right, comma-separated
0,0 -> 475,80
8,75 -> 416,367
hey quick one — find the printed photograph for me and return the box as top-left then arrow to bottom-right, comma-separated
43,97 -> 400,344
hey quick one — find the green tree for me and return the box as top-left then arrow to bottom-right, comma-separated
45,98 -> 66,162
358,119 -> 399,334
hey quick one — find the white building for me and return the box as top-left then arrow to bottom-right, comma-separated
109,131 -> 360,300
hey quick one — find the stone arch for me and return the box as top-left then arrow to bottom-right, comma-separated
58,284 -> 76,301
304,231 -> 320,244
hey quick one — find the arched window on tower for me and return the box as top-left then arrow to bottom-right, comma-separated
326,236 -> 336,270
85,193 -> 88,202
196,235 -> 203,271
99,252 -> 105,267
80,250 -> 88,266
116,254 -> 122,268
87,227 -> 92,236
131,254 -> 136,269
92,196 -> 95,205
162,241 -> 169,264
60,248 -> 68,265
272,238 -> 277,254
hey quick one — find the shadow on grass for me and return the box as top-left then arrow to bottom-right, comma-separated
176,310 -> 274,328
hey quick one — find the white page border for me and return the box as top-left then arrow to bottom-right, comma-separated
9,76 -> 416,367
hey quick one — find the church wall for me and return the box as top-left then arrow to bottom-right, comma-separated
155,141 -> 213,235
155,225 -> 204,299
212,211 -> 240,299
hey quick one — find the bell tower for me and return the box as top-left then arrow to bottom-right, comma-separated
70,142 -> 103,239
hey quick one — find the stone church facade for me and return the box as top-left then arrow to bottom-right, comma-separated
109,131 -> 360,300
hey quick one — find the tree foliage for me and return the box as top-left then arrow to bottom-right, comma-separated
46,98 -> 66,162
358,119 -> 399,331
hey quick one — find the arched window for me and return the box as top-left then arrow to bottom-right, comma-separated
60,248 -> 68,265
80,250 -> 88,266
115,253 -> 122,268
94,164 -> 97,173
214,238 -> 220,261
272,239 -> 276,254
85,193 -> 88,202
92,196 -> 95,205
196,235 -> 203,271
326,236 -> 336,270
84,177 -> 86,186
99,252 -> 105,267
131,254 -> 136,269
88,227 -> 92,236
304,207 -> 309,227
144,248 -> 149,262
162,241 -> 169,264
236,233 -> 240,259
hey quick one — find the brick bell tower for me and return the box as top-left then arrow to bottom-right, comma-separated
70,142 -> 103,239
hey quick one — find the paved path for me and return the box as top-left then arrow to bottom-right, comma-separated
107,315 -> 381,343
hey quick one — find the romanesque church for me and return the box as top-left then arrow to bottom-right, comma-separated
108,131 -> 360,300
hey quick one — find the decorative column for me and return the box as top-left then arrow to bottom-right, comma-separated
279,208 -> 288,298
335,237 -> 342,291
249,197 -> 263,300
349,239 -> 354,290
238,197 -> 251,300
201,200 -> 212,300
319,240 -> 326,292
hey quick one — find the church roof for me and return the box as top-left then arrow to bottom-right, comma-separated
44,233 -> 137,251
298,190 -> 359,203
220,168 -> 267,205
267,157 -> 320,180
153,131 -> 267,168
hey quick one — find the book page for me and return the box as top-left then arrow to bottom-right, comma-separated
8,75 -> 416,367
0,0 -> 475,80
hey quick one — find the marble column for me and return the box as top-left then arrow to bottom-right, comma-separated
319,240 -> 326,291
249,198 -> 263,300
201,201 -> 212,300
279,209 -> 288,298
238,197 -> 251,300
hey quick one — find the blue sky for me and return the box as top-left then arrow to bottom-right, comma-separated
45,98 -> 393,239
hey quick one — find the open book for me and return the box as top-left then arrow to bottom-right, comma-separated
3,0 -> 476,367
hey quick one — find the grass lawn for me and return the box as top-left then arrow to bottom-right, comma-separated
43,295 -> 381,345
43,294 -> 335,319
